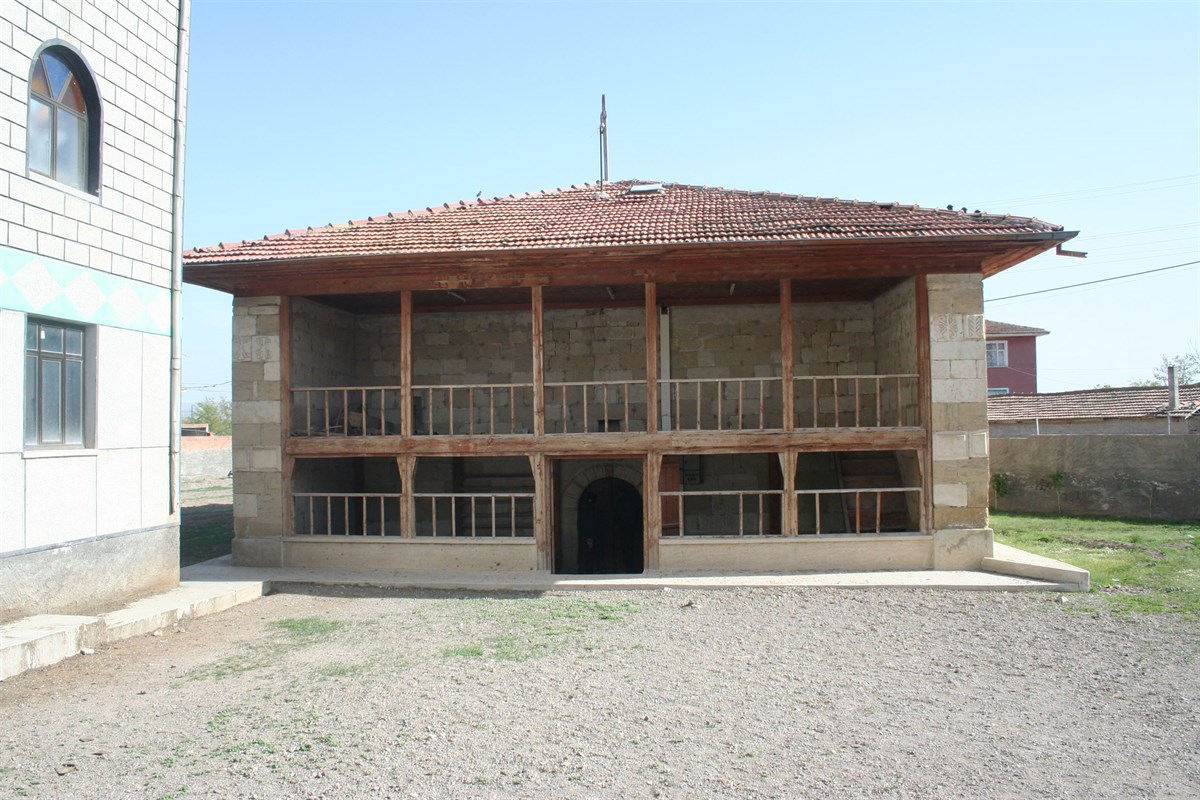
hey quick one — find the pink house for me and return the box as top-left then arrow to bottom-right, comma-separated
985,320 -> 1048,395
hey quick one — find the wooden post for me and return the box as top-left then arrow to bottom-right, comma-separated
280,297 -> 294,537
400,290 -> 413,438
915,275 -> 933,533
644,451 -> 662,570
532,286 -> 545,437
530,453 -> 551,570
645,282 -> 659,434
398,455 -> 416,538
778,449 -> 797,537
780,278 -> 794,432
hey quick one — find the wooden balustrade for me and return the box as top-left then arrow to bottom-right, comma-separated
661,377 -> 782,431
293,492 -> 403,536
658,489 -> 784,536
792,374 -> 919,429
289,374 -> 920,438
793,487 -> 921,535
543,381 -> 647,434
413,493 -> 535,538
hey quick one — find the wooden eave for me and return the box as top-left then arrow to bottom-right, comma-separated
183,230 -> 1077,297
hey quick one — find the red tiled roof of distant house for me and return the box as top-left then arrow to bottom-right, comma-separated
988,384 -> 1200,421
985,320 -> 1049,337
184,181 -> 1067,264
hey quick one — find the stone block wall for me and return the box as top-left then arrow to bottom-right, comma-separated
873,280 -> 916,375
290,297 -> 357,387
231,296 -> 283,563
926,274 -> 990,530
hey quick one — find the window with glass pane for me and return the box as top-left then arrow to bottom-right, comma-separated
986,341 -> 1008,369
24,319 -> 87,447
27,49 -> 92,192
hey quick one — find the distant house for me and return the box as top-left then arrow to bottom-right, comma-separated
988,383 -> 1200,437
984,320 -> 1048,395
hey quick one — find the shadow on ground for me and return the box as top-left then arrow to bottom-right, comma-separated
181,503 -> 233,567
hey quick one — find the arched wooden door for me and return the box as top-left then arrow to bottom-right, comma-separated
576,477 -> 644,574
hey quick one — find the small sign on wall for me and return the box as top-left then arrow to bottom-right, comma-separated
681,455 -> 703,485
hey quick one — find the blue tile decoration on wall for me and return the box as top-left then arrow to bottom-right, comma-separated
0,246 -> 171,336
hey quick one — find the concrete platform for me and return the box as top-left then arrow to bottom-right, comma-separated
2,548 -> 1086,682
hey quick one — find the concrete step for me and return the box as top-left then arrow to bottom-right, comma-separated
0,579 -> 265,682
981,543 -> 1090,592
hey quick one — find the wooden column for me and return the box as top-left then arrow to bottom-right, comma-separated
778,449 -> 797,537
532,285 -> 545,437
644,451 -> 662,570
398,455 -> 416,538
530,453 -> 551,570
280,297 -> 294,537
915,275 -> 932,533
645,282 -> 659,434
780,278 -> 794,432
400,290 -> 413,438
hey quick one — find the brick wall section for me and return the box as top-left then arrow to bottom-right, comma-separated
0,0 -> 184,284
792,302 -> 876,377
232,297 -> 283,553
926,274 -> 990,530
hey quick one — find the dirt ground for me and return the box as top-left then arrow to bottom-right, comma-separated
1,586 -> 1197,799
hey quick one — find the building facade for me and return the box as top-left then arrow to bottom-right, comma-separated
0,0 -> 189,621
984,320 -> 1047,395
185,182 -> 1075,575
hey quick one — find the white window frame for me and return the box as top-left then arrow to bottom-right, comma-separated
24,316 -> 93,449
986,341 -> 1008,368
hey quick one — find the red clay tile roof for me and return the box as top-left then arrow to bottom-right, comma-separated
184,181 -> 1068,265
985,320 -> 1049,337
988,384 -> 1200,421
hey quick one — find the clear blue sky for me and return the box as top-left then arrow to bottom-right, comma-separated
181,0 -> 1200,406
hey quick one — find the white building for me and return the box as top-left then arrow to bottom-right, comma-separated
0,0 -> 190,621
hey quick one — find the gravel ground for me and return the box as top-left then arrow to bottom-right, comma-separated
0,587 -> 1197,799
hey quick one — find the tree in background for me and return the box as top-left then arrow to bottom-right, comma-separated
185,397 -> 232,435
1129,348 -> 1199,387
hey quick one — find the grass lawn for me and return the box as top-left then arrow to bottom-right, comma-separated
180,504 -> 234,567
992,512 -> 1200,615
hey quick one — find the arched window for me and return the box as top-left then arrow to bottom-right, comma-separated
27,46 -> 100,194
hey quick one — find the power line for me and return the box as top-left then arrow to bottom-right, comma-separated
978,174 -> 1199,205
986,260 -> 1200,303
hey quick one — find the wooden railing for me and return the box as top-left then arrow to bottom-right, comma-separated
793,374 -> 919,429
290,373 -> 920,437
293,492 -> 403,536
291,387 -> 402,437
662,378 -> 782,431
659,489 -> 784,536
794,487 -> 921,535
413,493 -> 535,538
544,380 -> 647,434
411,383 -> 534,436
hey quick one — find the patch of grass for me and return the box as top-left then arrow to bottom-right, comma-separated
441,595 -> 642,661
187,617 -> 347,681
273,617 -> 344,639
443,644 -> 485,659
179,504 -> 233,566
315,662 -> 366,678
992,512 -> 1200,615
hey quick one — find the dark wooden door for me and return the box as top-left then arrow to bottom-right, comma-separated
576,477 -> 644,574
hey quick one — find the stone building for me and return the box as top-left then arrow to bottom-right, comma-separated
0,0 -> 190,621
184,182 -> 1075,575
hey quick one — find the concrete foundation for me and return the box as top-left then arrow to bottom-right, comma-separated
658,535 -> 935,573
0,524 -> 179,624
281,539 -> 538,571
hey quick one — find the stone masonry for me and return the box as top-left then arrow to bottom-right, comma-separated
927,274 -> 990,531
231,296 -> 284,564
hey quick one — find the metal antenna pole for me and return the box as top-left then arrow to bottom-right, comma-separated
599,94 -> 609,187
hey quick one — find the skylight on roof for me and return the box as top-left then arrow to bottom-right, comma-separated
626,183 -> 662,195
